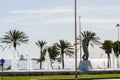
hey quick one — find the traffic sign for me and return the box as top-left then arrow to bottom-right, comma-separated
1,59 -> 5,64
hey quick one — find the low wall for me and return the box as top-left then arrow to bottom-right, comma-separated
0,70 -> 120,76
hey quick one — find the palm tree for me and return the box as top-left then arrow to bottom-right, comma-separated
113,41 -> 120,68
1,29 -> 28,50
81,31 -> 101,60
35,40 -> 47,69
1,29 -> 28,70
101,40 -> 113,68
48,45 -> 60,69
55,40 -> 74,69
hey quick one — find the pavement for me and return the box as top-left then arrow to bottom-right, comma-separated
8,78 -> 120,80
93,79 -> 120,80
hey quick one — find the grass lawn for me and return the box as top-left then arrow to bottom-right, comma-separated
0,74 -> 120,80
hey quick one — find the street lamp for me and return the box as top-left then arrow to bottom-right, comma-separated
74,0 -> 78,80
116,24 -> 120,41
116,24 -> 120,68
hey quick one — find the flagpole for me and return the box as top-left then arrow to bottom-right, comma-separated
74,0 -> 78,79
79,16 -> 82,61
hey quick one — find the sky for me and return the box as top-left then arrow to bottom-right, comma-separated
0,0 -> 120,59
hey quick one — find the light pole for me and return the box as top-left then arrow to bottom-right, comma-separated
116,24 -> 120,41
74,0 -> 78,80
116,24 -> 120,68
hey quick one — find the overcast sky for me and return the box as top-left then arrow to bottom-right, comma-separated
0,0 -> 120,59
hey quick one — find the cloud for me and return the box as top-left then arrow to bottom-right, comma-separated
45,17 -> 120,24
0,19 -> 15,23
9,7 -> 72,14
44,18 -> 74,24
78,4 -> 120,13
82,18 -> 120,24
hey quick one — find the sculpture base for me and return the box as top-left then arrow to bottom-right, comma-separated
78,60 -> 92,71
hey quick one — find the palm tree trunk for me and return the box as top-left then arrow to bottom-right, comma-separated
117,56 -> 119,68
12,48 -> 18,70
61,53 -> 64,69
40,61 -> 42,69
40,50 -> 42,69
50,59 -> 53,69
107,54 -> 111,68
109,55 -> 111,68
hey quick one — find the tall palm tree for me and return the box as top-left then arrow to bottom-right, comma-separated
35,40 -> 47,69
1,29 -> 28,69
113,41 -> 120,68
81,31 -> 101,60
101,40 -> 113,68
1,29 -> 28,50
55,40 -> 74,69
48,45 -> 60,69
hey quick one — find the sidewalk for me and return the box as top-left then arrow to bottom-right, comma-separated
93,79 -> 120,80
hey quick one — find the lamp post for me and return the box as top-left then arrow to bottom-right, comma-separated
116,24 -> 120,68
116,24 -> 120,41
74,0 -> 78,80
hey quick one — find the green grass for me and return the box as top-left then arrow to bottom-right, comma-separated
0,74 -> 120,80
